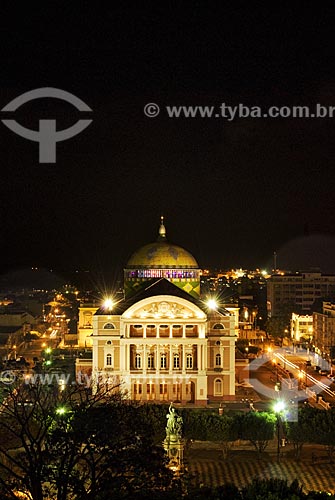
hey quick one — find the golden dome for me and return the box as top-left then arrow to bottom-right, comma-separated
127,217 -> 199,269
127,241 -> 198,269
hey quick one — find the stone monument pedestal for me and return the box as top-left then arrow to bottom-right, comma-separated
163,435 -> 184,472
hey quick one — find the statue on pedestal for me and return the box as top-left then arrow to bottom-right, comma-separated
166,403 -> 183,441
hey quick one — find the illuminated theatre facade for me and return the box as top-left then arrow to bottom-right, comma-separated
89,219 -> 236,405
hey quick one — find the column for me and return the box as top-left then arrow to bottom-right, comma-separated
156,344 -> 160,374
197,343 -> 202,371
169,344 -> 173,373
119,342 -> 125,371
125,344 -> 130,371
203,342 -> 208,371
182,344 -> 186,374
220,344 -> 224,368
143,344 -> 147,376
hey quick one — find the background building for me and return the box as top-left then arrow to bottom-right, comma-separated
290,313 -> 313,343
313,301 -> 335,362
267,271 -> 335,317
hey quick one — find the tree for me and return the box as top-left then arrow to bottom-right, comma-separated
0,380 -> 60,500
0,381 -> 176,500
206,414 -> 238,459
312,409 -> 335,463
286,406 -> 315,459
241,478 -> 304,500
237,412 -> 276,455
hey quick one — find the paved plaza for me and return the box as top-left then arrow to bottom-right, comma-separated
185,440 -> 335,494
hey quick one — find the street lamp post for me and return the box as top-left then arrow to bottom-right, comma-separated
273,400 -> 286,462
276,416 -> 280,461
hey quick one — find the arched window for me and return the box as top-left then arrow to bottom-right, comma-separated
147,353 -> 154,369
214,378 -> 222,395
173,353 -> 180,369
160,353 -> 167,369
106,353 -> 112,366
186,353 -> 193,369
135,353 -> 141,369
104,323 -> 115,329
106,340 -> 112,345
213,323 -> 224,329
215,353 -> 222,366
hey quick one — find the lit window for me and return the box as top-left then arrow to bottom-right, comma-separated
214,378 -> 222,395
135,353 -> 141,369
215,353 -> 222,366
104,323 -> 115,329
161,354 -> 167,369
186,353 -> 193,369
148,354 -> 154,369
134,383 -> 142,394
160,383 -> 167,394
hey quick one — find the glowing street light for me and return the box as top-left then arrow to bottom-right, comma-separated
206,298 -> 217,310
55,406 -> 67,416
103,298 -> 114,311
273,400 -> 285,413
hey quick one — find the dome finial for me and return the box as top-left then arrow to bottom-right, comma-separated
158,215 -> 166,240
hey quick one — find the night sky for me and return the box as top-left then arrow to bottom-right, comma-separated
2,4 -> 335,283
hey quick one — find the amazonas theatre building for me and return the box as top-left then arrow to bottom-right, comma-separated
77,218 -> 237,405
